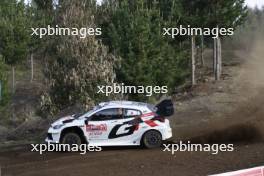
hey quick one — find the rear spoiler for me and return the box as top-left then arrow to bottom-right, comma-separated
155,99 -> 174,117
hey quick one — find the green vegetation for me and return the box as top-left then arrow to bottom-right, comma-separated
99,1 -> 190,100
99,0 -> 247,100
40,0 -> 120,115
0,0 -> 31,96
0,0 -> 249,115
0,56 -> 9,105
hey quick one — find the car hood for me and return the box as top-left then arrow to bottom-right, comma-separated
51,115 -> 76,127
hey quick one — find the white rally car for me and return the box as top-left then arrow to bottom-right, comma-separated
46,100 -> 173,148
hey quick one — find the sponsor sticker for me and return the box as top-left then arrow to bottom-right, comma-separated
86,124 -> 107,131
86,124 -> 107,136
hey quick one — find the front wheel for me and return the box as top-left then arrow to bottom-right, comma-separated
61,132 -> 82,146
142,130 -> 162,149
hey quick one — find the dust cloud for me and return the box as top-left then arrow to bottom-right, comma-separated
177,35 -> 264,144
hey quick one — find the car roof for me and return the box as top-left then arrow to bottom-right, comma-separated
98,101 -> 153,110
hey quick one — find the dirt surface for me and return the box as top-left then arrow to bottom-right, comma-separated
0,142 -> 264,176
1,39 -> 264,176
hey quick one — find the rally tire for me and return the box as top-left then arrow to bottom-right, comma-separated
142,130 -> 162,149
61,132 -> 82,146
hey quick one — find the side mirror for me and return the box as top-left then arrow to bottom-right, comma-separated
84,118 -> 89,125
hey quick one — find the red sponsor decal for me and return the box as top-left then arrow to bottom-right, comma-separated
86,124 -> 107,132
144,120 -> 158,127
140,112 -> 158,127
141,112 -> 155,118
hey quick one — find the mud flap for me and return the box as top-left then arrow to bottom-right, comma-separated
155,99 -> 174,117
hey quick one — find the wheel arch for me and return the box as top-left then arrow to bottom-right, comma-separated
60,126 -> 87,144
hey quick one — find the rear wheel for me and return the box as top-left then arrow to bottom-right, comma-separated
61,132 -> 82,146
142,130 -> 162,149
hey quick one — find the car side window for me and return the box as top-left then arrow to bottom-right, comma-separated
124,109 -> 141,118
90,108 -> 123,121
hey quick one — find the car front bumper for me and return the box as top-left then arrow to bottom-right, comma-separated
45,128 -> 61,143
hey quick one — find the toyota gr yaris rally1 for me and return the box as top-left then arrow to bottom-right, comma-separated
46,100 -> 174,148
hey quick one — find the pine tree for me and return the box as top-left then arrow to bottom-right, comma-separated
0,0 -> 30,93
100,0 -> 189,101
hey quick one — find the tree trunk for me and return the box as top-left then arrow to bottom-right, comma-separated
31,53 -> 34,82
218,37 -> 222,77
213,38 -> 217,79
191,35 -> 196,86
12,66 -> 15,94
200,35 -> 204,67
213,37 -> 222,80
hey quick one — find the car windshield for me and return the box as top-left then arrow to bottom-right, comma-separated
76,105 -> 102,119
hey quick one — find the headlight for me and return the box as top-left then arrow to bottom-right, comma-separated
53,124 -> 65,129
